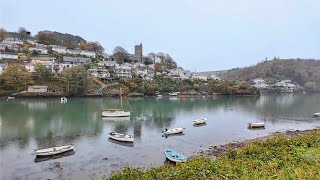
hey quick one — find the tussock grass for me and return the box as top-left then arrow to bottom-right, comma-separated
109,130 -> 320,179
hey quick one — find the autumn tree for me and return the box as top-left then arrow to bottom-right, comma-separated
35,31 -> 59,45
60,66 -> 89,96
79,42 -> 104,54
0,64 -> 34,93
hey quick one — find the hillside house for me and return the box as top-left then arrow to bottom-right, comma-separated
114,66 -> 132,78
0,53 -> 18,60
88,68 -> 110,79
28,86 -> 48,93
52,45 -> 67,54
29,46 -> 48,54
253,78 -> 268,88
2,37 -> 23,45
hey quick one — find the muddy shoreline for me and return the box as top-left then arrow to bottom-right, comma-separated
196,128 -> 320,158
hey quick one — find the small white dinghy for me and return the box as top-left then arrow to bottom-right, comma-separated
109,132 -> 134,142
61,97 -> 67,103
248,122 -> 265,129
312,112 -> 320,117
163,127 -> 185,135
193,118 -> 207,125
35,144 -> 75,156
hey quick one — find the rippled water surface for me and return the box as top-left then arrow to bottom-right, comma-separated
1,94 -> 320,179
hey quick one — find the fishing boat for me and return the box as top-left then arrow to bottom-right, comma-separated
61,97 -> 67,103
168,92 -> 178,96
312,112 -> 320,117
248,122 -> 265,129
162,127 -> 185,135
35,144 -> 75,156
193,118 -> 207,125
108,132 -> 134,142
102,88 -> 131,117
164,149 -> 187,163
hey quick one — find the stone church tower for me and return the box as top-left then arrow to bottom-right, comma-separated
135,43 -> 143,62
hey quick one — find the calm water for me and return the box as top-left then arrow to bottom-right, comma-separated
1,94 -> 320,179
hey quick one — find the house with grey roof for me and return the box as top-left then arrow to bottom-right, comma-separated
63,56 -> 91,64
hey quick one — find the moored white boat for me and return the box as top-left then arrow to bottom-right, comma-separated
35,144 -> 75,156
102,88 -> 131,117
164,149 -> 187,163
193,118 -> 207,125
102,110 -> 131,117
108,132 -> 134,142
248,122 -> 265,129
163,127 -> 184,135
168,92 -> 178,96
312,112 -> 320,117
61,97 -> 67,103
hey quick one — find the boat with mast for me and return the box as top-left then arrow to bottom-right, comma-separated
102,88 -> 131,117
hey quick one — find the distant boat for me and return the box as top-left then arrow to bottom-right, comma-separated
7,96 -> 15,101
164,149 -> 187,163
168,92 -> 178,96
163,127 -> 184,135
61,97 -> 67,103
248,122 -> 265,129
312,112 -> 320,117
157,94 -> 163,97
108,132 -> 134,142
35,144 -> 75,156
102,88 -> 131,117
193,118 -> 207,125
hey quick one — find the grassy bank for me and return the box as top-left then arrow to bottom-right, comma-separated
109,129 -> 320,179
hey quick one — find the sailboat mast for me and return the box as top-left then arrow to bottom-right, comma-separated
120,88 -> 123,111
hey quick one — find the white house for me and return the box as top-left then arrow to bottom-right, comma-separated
275,80 -> 296,90
253,78 -> 268,88
98,61 -> 119,69
168,68 -> 189,79
0,43 -> 19,51
29,46 -> 48,54
28,86 -> 48,93
25,63 -> 35,73
115,66 -> 132,78
132,63 -> 147,77
81,50 -> 96,57
88,68 -> 110,79
192,74 -> 208,81
0,53 -> 18,60
2,37 -> 23,45
52,45 -> 67,54
51,62 -> 78,75
63,56 -> 91,64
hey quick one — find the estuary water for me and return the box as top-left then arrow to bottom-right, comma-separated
1,94 -> 320,179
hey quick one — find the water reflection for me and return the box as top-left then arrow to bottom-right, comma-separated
108,138 -> 134,147
1,95 -> 320,179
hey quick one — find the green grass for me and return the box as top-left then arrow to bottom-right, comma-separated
109,130 -> 320,179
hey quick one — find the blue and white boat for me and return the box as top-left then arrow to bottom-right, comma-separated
164,149 -> 187,163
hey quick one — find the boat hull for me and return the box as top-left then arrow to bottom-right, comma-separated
35,145 -> 74,156
193,118 -> 207,125
102,111 -> 131,117
248,122 -> 265,129
164,149 -> 187,163
109,132 -> 134,142
312,113 -> 320,117
163,128 -> 184,135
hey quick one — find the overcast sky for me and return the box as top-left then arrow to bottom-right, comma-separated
1,0 -> 319,71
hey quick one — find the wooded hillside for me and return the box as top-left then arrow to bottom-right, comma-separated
220,59 -> 320,92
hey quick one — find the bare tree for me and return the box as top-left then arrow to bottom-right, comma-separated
18,27 -> 30,39
0,28 -> 6,41
113,46 -> 129,63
